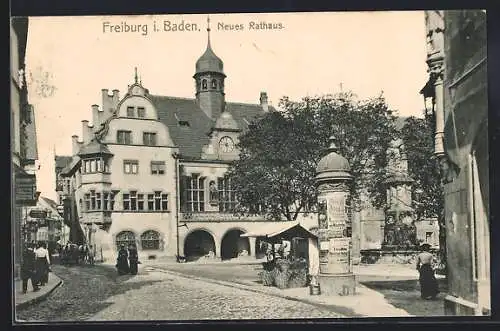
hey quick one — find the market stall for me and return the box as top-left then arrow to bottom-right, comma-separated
241,222 -> 319,289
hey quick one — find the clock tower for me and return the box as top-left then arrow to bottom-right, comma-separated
201,109 -> 241,161
194,16 -> 226,121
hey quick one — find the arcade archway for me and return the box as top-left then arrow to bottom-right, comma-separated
221,229 -> 250,260
183,230 -> 216,261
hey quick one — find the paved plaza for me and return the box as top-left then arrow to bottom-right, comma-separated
15,261 -> 447,322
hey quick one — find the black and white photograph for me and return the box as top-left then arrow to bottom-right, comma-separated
11,10 -> 490,322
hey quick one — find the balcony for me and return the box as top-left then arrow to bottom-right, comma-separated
81,172 -> 111,185
179,211 -> 267,223
81,210 -> 112,225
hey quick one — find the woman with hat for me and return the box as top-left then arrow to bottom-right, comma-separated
416,243 -> 439,299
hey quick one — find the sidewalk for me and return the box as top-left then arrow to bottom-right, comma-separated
14,273 -> 63,310
148,266 -> 412,317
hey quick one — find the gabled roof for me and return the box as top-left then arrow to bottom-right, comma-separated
150,95 -> 270,160
55,156 -> 73,169
241,221 -> 318,240
77,139 -> 112,156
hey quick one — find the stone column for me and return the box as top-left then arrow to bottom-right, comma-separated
315,136 -> 356,296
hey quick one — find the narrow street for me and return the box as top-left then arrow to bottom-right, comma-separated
16,264 -> 344,321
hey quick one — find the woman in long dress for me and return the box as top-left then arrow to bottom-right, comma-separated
128,244 -> 139,275
416,243 -> 439,299
116,245 -> 129,275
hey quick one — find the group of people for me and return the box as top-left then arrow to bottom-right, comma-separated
116,244 -> 140,275
20,242 -> 51,294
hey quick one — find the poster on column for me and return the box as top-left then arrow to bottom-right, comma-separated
328,237 -> 351,273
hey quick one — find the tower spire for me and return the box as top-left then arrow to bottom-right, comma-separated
134,67 -> 138,84
207,15 -> 211,48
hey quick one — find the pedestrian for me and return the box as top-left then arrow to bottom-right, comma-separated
416,243 -> 439,300
116,244 -> 129,275
34,242 -> 51,286
128,243 -> 139,275
21,243 -> 39,293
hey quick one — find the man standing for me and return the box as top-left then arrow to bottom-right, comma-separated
21,243 -> 39,293
416,243 -> 439,299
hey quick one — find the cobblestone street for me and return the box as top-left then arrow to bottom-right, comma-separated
16,264 -> 343,322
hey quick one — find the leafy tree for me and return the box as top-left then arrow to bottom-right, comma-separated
400,114 -> 445,263
227,92 -> 399,221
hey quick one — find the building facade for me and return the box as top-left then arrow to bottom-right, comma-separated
423,10 -> 489,315
11,17 -> 39,278
56,22 -> 438,264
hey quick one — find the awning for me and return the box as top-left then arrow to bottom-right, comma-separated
241,221 -> 318,240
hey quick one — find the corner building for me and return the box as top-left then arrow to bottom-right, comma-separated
58,27 -> 307,262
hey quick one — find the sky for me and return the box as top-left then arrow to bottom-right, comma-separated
24,11 -> 429,201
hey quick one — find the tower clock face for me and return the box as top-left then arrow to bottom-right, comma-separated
219,136 -> 235,153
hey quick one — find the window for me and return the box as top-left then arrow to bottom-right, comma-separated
127,106 -> 135,117
143,132 -> 157,146
202,79 -> 207,90
154,192 -> 161,211
186,174 -> 205,212
147,194 -> 154,211
137,107 -> 145,118
138,194 -> 145,210
141,230 -> 160,250
90,190 -> 97,210
124,160 -> 139,174
110,192 -> 115,211
103,192 -> 109,210
123,193 -> 130,210
84,193 -> 91,210
96,193 -> 102,210
116,231 -> 136,250
117,130 -> 132,144
218,177 -> 236,212
151,161 -> 165,175
211,79 -> 217,89
130,191 -> 137,211
81,157 -> 109,174
161,194 -> 168,211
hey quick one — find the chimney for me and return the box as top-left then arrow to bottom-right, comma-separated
81,120 -> 90,144
71,135 -> 80,155
91,104 -> 101,131
260,92 -> 269,112
112,89 -> 120,109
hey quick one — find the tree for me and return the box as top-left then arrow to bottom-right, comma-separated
227,92 -> 399,221
400,114 -> 445,263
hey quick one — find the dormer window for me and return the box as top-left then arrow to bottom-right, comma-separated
202,79 -> 207,90
127,106 -> 135,117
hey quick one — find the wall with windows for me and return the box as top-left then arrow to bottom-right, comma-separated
180,162 -> 236,213
107,211 -> 176,259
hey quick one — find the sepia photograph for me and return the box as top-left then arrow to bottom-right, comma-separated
11,10 -> 489,322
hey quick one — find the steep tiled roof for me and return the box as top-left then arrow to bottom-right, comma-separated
77,139 -> 112,156
149,95 -> 269,160
40,196 -> 59,209
55,156 -> 73,170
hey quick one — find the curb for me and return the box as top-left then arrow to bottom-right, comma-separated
15,277 -> 64,311
149,267 -> 363,317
